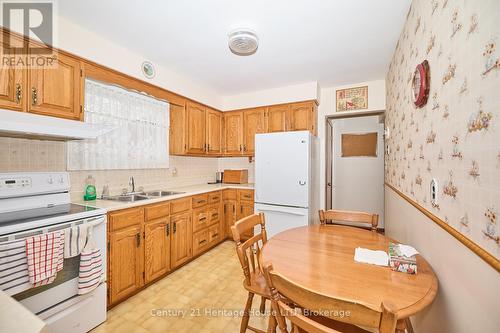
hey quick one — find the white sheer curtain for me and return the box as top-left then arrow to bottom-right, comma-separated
67,79 -> 169,170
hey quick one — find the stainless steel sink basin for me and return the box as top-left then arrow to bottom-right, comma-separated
144,190 -> 184,197
101,190 -> 185,201
104,194 -> 150,202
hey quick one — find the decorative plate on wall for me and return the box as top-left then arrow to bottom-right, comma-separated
412,60 -> 430,108
141,61 -> 156,79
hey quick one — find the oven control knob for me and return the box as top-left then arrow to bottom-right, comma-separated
47,176 -> 53,184
58,176 -> 64,184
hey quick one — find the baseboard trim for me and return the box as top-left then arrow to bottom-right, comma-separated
385,182 -> 500,272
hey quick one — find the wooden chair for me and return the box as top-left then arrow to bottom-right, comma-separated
232,213 -> 277,333
262,263 -> 397,333
318,210 -> 379,232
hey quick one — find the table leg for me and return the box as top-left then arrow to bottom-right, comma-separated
396,318 -> 414,333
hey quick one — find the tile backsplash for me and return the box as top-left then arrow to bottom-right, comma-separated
0,137 -> 255,200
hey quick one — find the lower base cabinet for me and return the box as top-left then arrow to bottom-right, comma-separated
144,217 -> 171,283
107,188 -> 253,307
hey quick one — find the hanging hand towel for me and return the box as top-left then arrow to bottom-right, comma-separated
26,231 -> 65,286
0,239 -> 31,295
64,224 -> 89,258
78,226 -> 103,295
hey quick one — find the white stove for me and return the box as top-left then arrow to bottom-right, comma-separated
0,172 -> 107,333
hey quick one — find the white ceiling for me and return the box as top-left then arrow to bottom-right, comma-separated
58,0 -> 411,95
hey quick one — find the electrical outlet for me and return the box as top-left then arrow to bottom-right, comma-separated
430,178 -> 438,206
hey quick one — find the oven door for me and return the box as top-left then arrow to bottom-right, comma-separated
9,215 -> 107,314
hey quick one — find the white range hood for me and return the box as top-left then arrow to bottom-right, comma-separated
0,109 -> 112,141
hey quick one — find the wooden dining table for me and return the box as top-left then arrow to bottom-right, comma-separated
260,225 -> 438,333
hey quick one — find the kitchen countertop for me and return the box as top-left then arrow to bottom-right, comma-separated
73,183 -> 254,212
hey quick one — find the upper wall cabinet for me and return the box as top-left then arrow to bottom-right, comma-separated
28,51 -> 82,120
169,100 -> 224,156
289,101 -> 317,135
186,101 -> 206,154
206,107 -> 223,155
243,107 -> 267,155
267,104 -> 289,133
0,35 -> 83,121
0,36 -> 26,112
223,111 -> 244,155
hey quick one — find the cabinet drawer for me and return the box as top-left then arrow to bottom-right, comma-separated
109,207 -> 144,231
192,208 -> 208,232
193,229 -> 209,256
192,194 -> 208,208
223,189 -> 237,200
208,224 -> 220,245
207,204 -> 221,225
208,191 -> 221,204
170,197 -> 190,214
238,189 -> 254,202
144,202 -> 170,221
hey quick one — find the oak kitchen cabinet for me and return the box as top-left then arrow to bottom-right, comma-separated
169,100 -> 224,156
108,207 -> 144,305
0,39 -> 83,120
289,101 -> 317,135
107,188 -> 250,307
223,111 -> 244,155
267,104 -> 289,133
242,107 -> 267,155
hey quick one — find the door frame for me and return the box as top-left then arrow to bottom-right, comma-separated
324,110 -> 385,211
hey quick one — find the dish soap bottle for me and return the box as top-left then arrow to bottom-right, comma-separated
84,175 -> 97,201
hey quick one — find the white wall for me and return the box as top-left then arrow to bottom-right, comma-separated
385,186 -> 500,333
317,80 -> 386,209
221,81 -> 320,110
332,116 -> 385,227
54,17 -> 222,109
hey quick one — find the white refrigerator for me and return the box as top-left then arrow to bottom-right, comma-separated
254,131 -> 319,238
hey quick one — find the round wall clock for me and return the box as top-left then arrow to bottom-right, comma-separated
141,61 -> 155,79
412,60 -> 430,108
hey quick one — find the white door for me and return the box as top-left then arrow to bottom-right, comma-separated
255,203 -> 309,238
331,116 -> 385,228
255,131 -> 309,208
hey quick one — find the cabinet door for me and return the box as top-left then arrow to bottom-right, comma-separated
267,104 -> 289,133
0,37 -> 26,111
28,51 -> 82,120
224,111 -> 243,155
237,201 -> 255,240
186,102 -> 206,154
169,102 -> 187,155
144,218 -> 170,283
224,201 -> 236,240
243,107 -> 267,155
289,101 -> 316,135
109,225 -> 143,304
206,108 -> 222,155
171,212 -> 192,268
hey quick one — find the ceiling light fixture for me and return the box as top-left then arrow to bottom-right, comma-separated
228,29 -> 259,56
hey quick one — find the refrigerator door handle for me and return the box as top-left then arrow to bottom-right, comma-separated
257,208 -> 307,216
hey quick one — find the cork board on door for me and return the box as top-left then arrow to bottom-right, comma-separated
341,132 -> 378,157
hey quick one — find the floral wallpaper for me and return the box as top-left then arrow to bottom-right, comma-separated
385,0 -> 500,260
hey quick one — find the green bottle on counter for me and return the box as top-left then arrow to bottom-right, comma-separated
84,175 -> 97,201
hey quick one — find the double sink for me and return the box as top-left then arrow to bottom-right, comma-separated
102,190 -> 185,202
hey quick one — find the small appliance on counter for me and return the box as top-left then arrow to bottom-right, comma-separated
208,171 -> 224,184
223,169 -> 248,184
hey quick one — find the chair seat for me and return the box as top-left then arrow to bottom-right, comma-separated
243,271 -> 271,297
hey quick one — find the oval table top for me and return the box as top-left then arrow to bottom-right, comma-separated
260,225 -> 438,319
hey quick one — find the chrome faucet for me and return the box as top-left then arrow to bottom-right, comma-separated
129,176 -> 135,193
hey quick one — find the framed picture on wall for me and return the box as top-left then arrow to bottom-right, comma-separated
336,86 -> 368,111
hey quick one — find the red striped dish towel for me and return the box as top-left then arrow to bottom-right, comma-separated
78,227 -> 103,295
25,231 -> 65,286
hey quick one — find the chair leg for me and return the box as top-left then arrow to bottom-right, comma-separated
260,296 -> 266,313
267,313 -> 277,333
241,292 -> 254,333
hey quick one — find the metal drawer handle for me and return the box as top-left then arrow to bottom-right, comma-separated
15,84 -> 22,103
136,233 -> 141,247
199,216 -> 207,222
213,233 -> 219,238
31,87 -> 37,105
199,239 -> 207,245
212,213 -> 219,219
173,222 -> 177,233
166,224 -> 170,237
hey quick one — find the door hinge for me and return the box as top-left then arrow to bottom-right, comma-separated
142,271 -> 145,280
80,105 -> 83,114
143,231 -> 145,239
80,68 -> 83,77
107,241 -> 110,252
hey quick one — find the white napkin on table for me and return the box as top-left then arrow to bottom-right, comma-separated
354,247 -> 389,266
397,244 -> 419,257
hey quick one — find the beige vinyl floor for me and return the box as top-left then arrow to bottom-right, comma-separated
91,241 -> 270,333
